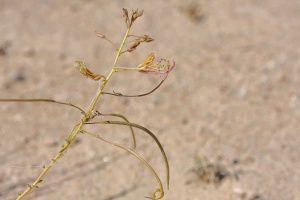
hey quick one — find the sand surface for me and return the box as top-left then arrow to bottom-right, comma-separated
1,1 -> 300,200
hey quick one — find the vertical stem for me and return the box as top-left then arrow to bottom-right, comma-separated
87,27 -> 130,113
16,27 -> 131,200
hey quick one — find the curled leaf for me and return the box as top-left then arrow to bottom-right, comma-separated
85,120 -> 170,190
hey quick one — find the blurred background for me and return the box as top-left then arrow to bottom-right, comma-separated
0,0 -> 300,199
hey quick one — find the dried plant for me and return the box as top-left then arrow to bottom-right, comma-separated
0,8 -> 174,200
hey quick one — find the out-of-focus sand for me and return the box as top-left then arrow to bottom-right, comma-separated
1,1 -> 300,199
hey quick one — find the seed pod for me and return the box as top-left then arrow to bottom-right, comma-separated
127,42 -> 140,52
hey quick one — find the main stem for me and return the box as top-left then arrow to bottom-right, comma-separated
16,27 -> 131,200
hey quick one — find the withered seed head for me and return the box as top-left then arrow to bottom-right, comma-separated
139,35 -> 154,43
131,9 -> 144,23
122,8 -> 129,19
122,8 -> 129,26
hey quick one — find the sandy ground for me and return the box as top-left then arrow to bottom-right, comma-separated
1,0 -> 300,200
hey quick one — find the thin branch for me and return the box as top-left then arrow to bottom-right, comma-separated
0,98 -> 85,114
102,74 -> 168,97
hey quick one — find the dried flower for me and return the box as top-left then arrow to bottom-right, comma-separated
74,61 -> 105,81
131,9 -> 144,24
138,35 -> 154,43
137,53 -> 175,75
140,52 -> 155,66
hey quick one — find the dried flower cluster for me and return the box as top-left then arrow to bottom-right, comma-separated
137,53 -> 176,75
123,8 -> 144,28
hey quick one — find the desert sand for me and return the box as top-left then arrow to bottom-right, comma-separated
1,1 -> 300,199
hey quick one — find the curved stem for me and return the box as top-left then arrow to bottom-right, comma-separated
85,120 -> 170,190
102,74 -> 168,97
98,113 -> 136,149
81,130 -> 164,199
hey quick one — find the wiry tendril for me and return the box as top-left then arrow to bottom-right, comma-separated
102,73 -> 168,97
146,188 -> 164,200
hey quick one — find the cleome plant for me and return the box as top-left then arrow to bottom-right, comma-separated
0,8 -> 174,200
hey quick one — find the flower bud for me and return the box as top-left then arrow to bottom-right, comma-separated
95,31 -> 105,39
